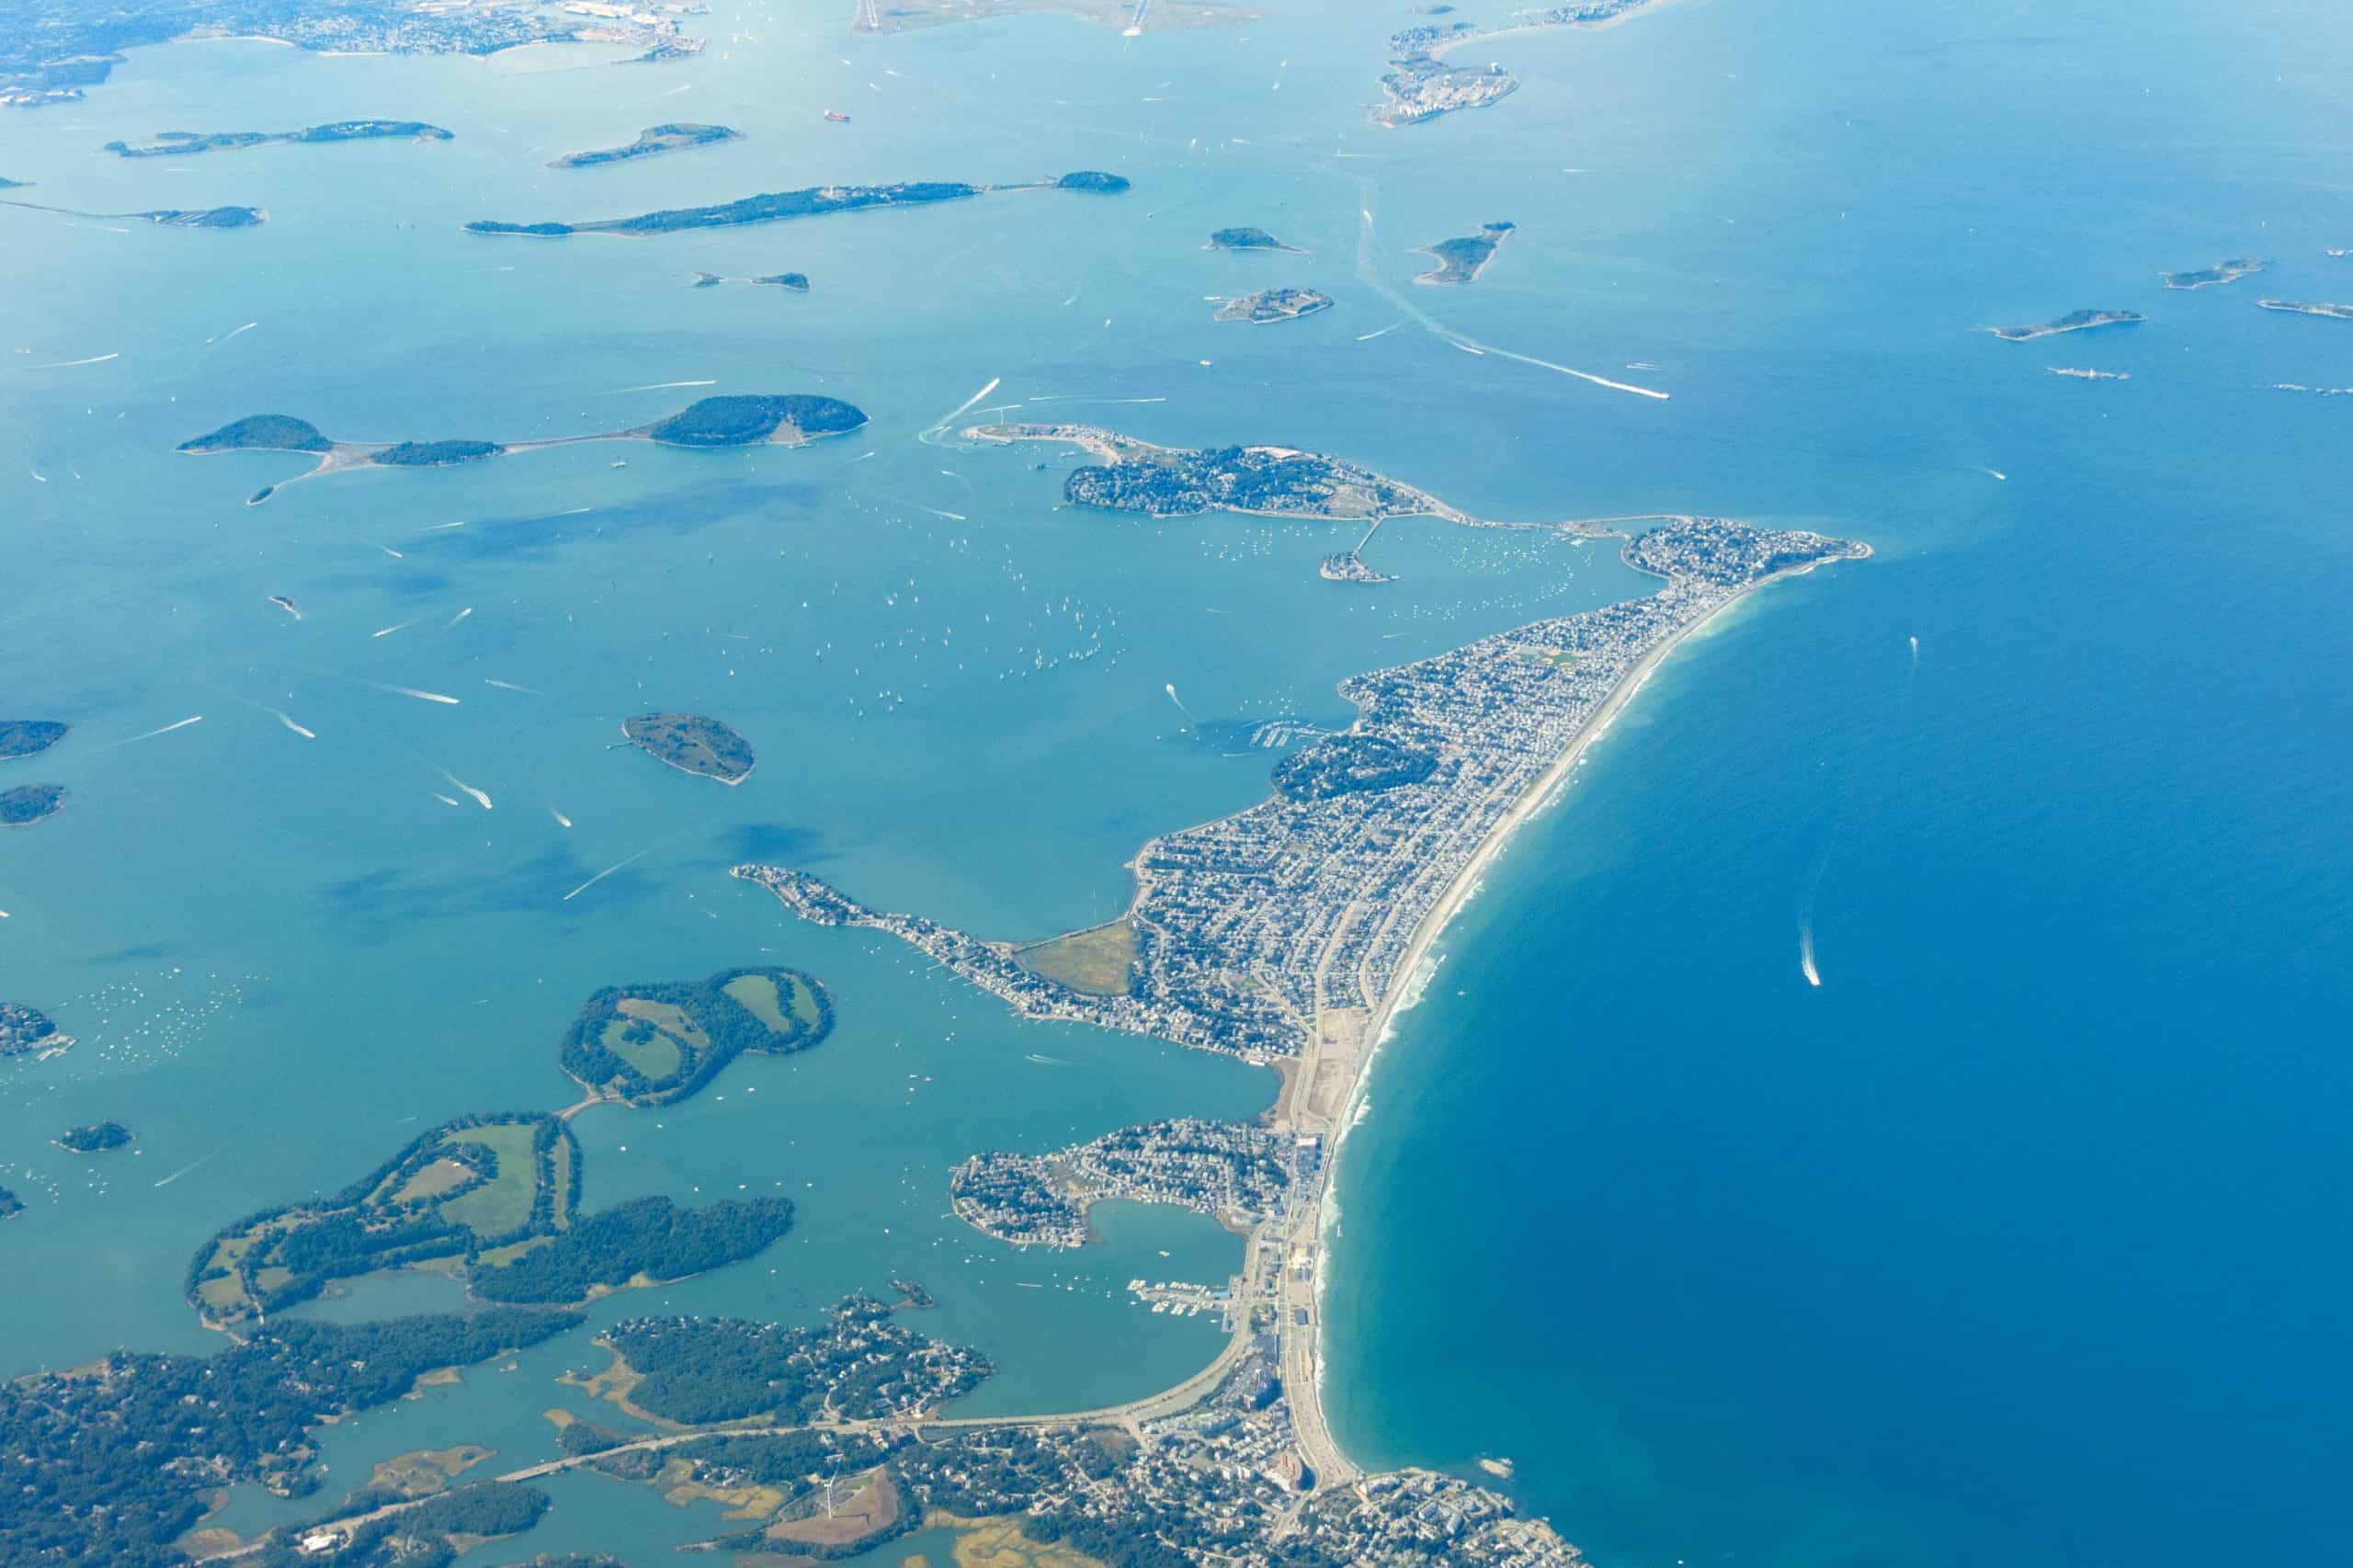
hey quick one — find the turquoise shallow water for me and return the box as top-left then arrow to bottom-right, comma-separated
5,0 -> 2351,1562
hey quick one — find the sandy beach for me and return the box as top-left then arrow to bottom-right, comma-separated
1290,539 -> 1868,1476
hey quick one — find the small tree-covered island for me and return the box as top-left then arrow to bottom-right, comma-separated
0,718 -> 69,759
620,710 -> 756,783
1,781 -> 67,826
1414,220 -> 1515,284
463,170 -> 1127,236
2162,256 -> 2266,289
1206,224 -> 1306,252
176,393 -> 868,501
57,1119 -> 134,1153
2256,299 -> 2353,320
103,119 -> 451,156
551,121 -> 740,167
1213,286 -> 1335,323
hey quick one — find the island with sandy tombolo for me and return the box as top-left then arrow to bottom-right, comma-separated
57,1119 -> 133,1154
0,719 -> 67,760
177,393 -> 868,501
621,711 -> 755,784
2162,256 -> 2265,289
551,122 -> 740,168
1415,220 -> 1515,284
1,781 -> 65,826
1214,286 -> 1335,324
103,119 -> 451,157
2257,299 -> 2353,320
734,501 -> 1866,1493
1983,308 -> 2144,341
965,422 -> 1467,526
693,269 -> 809,291
464,170 -> 1127,237
1207,224 -> 1306,252
0,199 -> 266,227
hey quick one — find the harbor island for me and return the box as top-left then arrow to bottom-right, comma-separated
177,393 -> 867,501
103,119 -> 450,156
465,171 -> 1127,238
1983,308 -> 2144,340
550,121 -> 740,168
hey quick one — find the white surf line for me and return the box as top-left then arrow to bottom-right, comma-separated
153,1150 -> 222,1187
563,843 -> 656,902
25,352 -> 119,370
371,617 -> 422,638
483,678 -> 542,695
1351,183 -> 1669,401
97,714 -> 204,751
595,378 -> 718,395
369,682 -> 460,705
919,375 -> 1002,444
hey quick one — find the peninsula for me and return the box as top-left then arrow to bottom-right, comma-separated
0,0 -> 699,108
1207,224 -> 1306,252
1413,220 -> 1515,284
2049,367 -> 2129,381
2256,299 -> 2353,320
736,477 -> 1865,1494
2162,256 -> 2265,289
1983,309 -> 2143,341
464,171 -> 1126,238
178,393 -> 867,500
0,781 -> 65,825
0,718 -> 67,759
0,1001 -> 73,1056
550,122 -> 739,168
0,199 -> 265,227
103,119 -> 450,156
1214,286 -> 1335,323
57,1119 -> 133,1153
1376,0 -> 1661,127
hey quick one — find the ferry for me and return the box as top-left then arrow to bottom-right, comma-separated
824,109 -> 851,123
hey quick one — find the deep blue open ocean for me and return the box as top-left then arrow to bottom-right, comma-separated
3,0 -> 2347,1562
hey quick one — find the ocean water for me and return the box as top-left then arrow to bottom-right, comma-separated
3,0 -> 2348,1562
1321,3 -> 2353,1567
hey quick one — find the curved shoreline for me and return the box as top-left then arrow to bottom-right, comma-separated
1294,541 -> 1866,1476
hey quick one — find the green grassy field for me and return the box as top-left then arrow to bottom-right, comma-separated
438,1123 -> 539,1237
1017,920 -> 1139,996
